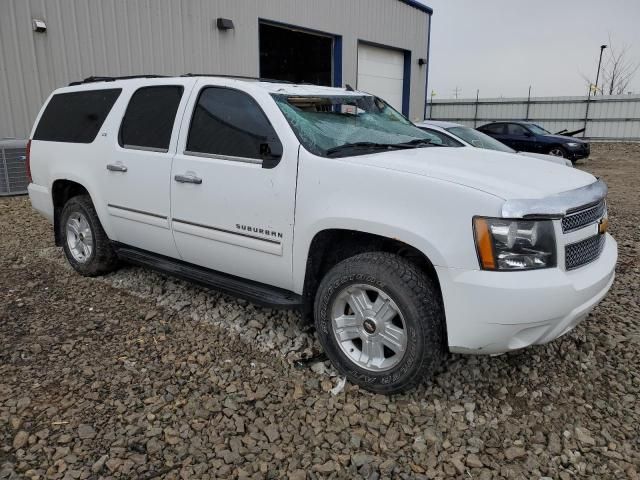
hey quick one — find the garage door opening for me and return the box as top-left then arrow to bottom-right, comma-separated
357,43 -> 409,115
259,22 -> 337,86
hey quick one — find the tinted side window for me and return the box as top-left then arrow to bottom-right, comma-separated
507,124 -> 528,136
186,87 -> 281,160
482,123 -> 505,134
419,128 -> 464,147
33,89 -> 121,143
119,86 -> 184,151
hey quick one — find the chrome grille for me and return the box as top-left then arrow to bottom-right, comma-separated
565,235 -> 605,270
562,200 -> 606,233
0,140 -> 29,196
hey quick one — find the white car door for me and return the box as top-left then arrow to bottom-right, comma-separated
101,79 -> 197,257
170,81 -> 298,290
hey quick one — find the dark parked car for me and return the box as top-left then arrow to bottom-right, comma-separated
477,121 -> 590,163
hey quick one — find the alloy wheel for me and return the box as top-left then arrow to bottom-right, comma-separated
330,283 -> 407,372
549,148 -> 565,157
66,212 -> 94,263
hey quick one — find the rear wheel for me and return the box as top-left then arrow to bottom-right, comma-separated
314,252 -> 445,394
59,195 -> 118,276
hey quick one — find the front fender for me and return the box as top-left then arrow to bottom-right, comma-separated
291,150 -> 504,294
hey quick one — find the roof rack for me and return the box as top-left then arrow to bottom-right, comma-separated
68,73 -> 298,87
69,75 -> 167,86
180,73 -> 294,84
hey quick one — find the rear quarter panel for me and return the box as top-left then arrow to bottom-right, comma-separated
28,85 -> 133,241
29,140 -> 119,240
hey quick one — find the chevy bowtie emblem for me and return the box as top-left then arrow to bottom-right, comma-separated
598,217 -> 609,235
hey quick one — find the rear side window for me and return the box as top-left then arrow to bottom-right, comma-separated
418,128 -> 464,147
481,123 -> 505,134
119,86 -> 184,151
186,87 -> 281,160
507,123 -> 529,136
33,89 -> 121,143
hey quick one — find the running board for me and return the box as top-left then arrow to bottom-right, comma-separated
113,244 -> 303,308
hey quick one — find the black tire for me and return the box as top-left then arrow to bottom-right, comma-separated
314,252 -> 445,394
59,195 -> 118,276
548,146 -> 567,158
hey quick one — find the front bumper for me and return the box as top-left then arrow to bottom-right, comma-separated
437,233 -> 617,354
566,143 -> 590,160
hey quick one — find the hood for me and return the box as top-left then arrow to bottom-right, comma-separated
347,147 -> 596,200
517,151 -> 572,167
542,134 -> 587,144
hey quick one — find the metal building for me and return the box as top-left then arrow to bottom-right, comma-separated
0,0 -> 433,141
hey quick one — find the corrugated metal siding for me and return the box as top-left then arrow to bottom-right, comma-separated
426,94 -> 640,140
0,0 -> 430,139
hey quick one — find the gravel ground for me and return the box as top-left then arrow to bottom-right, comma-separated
1,143 -> 639,479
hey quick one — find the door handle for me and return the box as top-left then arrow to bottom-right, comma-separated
106,163 -> 128,172
174,173 -> 202,184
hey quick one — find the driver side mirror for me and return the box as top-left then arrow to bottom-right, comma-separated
260,141 -> 283,169
524,131 -> 533,137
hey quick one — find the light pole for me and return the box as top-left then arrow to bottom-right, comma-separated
584,44 -> 608,137
594,44 -> 607,95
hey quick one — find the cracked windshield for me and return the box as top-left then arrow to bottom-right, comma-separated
273,94 -> 436,157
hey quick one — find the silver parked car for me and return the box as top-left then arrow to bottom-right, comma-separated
415,120 -> 573,167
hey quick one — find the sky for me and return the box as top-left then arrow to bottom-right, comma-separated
420,0 -> 640,99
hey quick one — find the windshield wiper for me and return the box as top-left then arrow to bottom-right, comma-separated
326,142 -> 400,157
393,138 -> 439,147
326,139 -> 438,157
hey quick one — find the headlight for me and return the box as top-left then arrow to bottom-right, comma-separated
473,217 -> 557,270
565,142 -> 580,148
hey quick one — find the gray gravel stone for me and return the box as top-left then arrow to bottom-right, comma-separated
12,431 -> 28,450
351,453 -> 375,467
77,424 -> 96,440
575,426 -> 596,446
288,470 -> 306,480
1,143 -> 639,479
91,454 -> 108,473
467,453 -> 483,468
505,446 -> 527,461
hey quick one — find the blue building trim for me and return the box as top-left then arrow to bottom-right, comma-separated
333,36 -> 343,88
402,50 -> 411,117
423,14 -> 432,119
398,0 -> 433,15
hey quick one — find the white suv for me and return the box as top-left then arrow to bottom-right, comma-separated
27,75 -> 617,393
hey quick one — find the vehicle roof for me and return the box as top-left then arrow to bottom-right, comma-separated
417,120 -> 464,128
480,120 -> 534,126
62,75 -> 370,97
257,82 -> 368,96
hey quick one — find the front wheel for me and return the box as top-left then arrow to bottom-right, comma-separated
314,252 -> 446,394
548,146 -> 567,158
